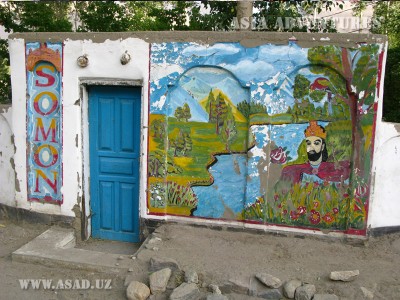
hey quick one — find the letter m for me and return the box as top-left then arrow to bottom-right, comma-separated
34,118 -> 57,143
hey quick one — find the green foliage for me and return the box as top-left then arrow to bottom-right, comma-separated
76,1 -> 132,32
372,1 -> 400,48
382,47 -> 400,122
372,2 -> 400,122
237,100 -> 267,117
170,130 -> 193,157
0,2 -> 72,32
252,1 -> 338,33
149,181 -> 198,209
182,103 -> 191,122
0,40 -> 11,104
173,103 -> 191,122
237,100 -> 250,119
151,119 -> 166,140
293,74 -> 311,99
174,106 -> 184,122
148,150 -> 183,177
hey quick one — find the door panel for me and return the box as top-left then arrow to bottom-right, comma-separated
89,86 -> 141,242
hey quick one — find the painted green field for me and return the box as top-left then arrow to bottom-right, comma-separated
166,117 -> 249,184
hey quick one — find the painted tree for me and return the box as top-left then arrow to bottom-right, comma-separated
182,132 -> 193,156
221,105 -> 237,151
182,103 -> 191,122
148,150 -> 182,177
174,106 -> 184,122
307,44 -> 381,175
214,93 -> 228,134
237,100 -> 250,119
150,119 -> 166,139
170,130 -> 185,157
205,90 -> 217,123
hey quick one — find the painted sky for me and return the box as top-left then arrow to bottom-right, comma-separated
150,41 -> 316,115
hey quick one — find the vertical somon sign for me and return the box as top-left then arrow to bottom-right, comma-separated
26,42 -> 63,204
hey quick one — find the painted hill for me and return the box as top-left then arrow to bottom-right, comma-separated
199,89 -> 247,123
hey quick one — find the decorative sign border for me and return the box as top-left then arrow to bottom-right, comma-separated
26,42 -> 63,204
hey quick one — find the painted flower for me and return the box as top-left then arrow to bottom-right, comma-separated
333,207 -> 339,214
297,206 -> 307,215
270,147 -> 287,164
313,201 -> 319,209
283,209 -> 288,215
290,211 -> 299,220
322,212 -> 335,224
278,203 -> 282,209
309,210 -> 321,225
274,194 -> 279,201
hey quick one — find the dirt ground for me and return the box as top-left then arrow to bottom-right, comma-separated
1,217 -> 400,299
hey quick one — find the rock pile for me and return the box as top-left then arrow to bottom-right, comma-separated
126,235 -> 369,299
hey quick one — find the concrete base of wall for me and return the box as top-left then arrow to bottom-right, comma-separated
369,226 -> 400,237
0,203 -> 74,227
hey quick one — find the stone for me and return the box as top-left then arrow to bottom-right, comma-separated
283,279 -> 302,299
128,268 -> 134,272
313,294 -> 339,300
167,269 -> 184,290
149,256 -> 180,272
360,287 -> 374,299
149,294 -> 168,300
149,268 -> 172,294
209,284 -> 222,295
295,284 -> 316,300
249,276 -> 272,297
184,269 -> 199,284
118,255 -> 124,260
329,270 -> 359,282
256,273 -> 282,289
206,295 -> 228,300
169,283 -> 200,300
126,281 -> 151,300
258,288 -> 283,299
149,236 -> 162,244
227,276 -> 250,294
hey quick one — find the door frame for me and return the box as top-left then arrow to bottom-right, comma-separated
79,78 -> 145,241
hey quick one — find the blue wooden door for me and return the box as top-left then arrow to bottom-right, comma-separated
89,86 -> 141,242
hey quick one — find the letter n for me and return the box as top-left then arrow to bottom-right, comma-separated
34,170 -> 58,194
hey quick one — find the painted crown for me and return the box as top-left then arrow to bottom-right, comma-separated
304,121 -> 326,139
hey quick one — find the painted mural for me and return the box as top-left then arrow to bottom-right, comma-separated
147,41 -> 383,234
26,42 -> 63,204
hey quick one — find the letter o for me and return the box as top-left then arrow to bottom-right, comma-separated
33,91 -> 58,116
33,144 -> 59,168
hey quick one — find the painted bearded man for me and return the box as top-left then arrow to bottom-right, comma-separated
281,121 -> 350,184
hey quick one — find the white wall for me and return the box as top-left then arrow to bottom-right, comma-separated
8,34 -> 400,233
370,120 -> 400,228
9,37 -> 150,218
0,105 -> 15,207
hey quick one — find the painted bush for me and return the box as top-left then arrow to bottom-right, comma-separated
148,41 -> 384,234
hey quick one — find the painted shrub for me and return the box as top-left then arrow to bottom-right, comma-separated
26,42 -> 63,204
147,41 -> 384,234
